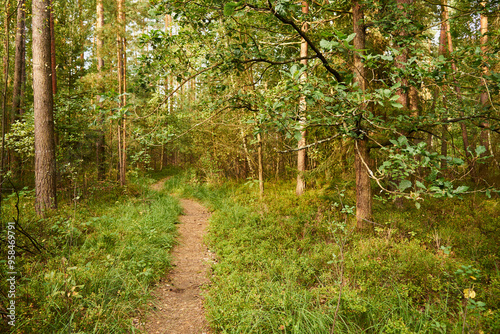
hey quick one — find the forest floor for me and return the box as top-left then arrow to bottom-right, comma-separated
142,178 -> 213,334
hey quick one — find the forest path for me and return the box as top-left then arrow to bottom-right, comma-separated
142,178 -> 212,334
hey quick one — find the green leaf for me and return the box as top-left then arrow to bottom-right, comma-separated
475,145 -> 486,156
451,157 -> 464,165
345,33 -> 356,43
223,2 -> 239,16
294,131 -> 303,142
453,185 -> 469,194
320,39 -> 331,49
391,102 -> 404,109
334,30 -> 346,39
416,181 -> 426,189
399,179 -> 412,192
415,202 -> 421,209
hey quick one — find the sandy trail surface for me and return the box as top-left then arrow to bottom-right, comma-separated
143,179 -> 212,334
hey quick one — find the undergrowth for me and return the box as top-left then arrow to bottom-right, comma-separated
0,172 -> 181,333
165,169 -> 499,333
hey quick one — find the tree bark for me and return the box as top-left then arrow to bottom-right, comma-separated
257,132 -> 264,198
1,0 -> 11,205
353,0 -> 372,230
117,0 -> 126,186
33,0 -> 57,214
409,86 -> 419,117
240,127 -> 255,178
9,0 -> 26,180
479,2 -> 489,154
394,0 -> 414,110
442,0 -> 471,163
438,1 -> 448,169
296,1 -> 308,196
96,0 -> 105,180
50,0 -> 56,95
355,138 -> 372,230
97,0 -> 104,70
11,0 -> 25,122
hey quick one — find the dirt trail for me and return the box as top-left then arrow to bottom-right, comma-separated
143,179 -> 212,334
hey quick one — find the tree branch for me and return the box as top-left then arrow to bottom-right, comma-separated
267,0 -> 343,82
240,55 -> 318,66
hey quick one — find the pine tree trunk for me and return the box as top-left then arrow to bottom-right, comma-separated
50,0 -> 56,95
395,0 -> 412,109
96,0 -> 105,180
96,0 -> 104,70
1,0 -> 11,204
33,0 -> 57,215
10,0 -> 26,179
117,0 -> 126,186
438,3 -> 448,169
479,2 -> 489,154
296,1 -> 309,196
443,0 -> 471,164
11,0 -> 25,122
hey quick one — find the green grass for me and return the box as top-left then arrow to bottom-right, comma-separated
0,175 -> 181,333
3,168 -> 498,333
165,170 -> 499,333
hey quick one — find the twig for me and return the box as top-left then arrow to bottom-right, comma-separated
267,0 -> 343,82
8,178 -> 48,256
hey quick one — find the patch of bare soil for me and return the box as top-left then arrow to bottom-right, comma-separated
150,178 -> 169,192
142,179 -> 213,334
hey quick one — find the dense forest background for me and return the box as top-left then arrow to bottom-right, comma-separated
1,0 -> 499,332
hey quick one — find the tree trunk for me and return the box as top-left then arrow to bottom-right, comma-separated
117,0 -> 126,186
355,138 -> 372,230
50,0 -> 56,95
9,0 -> 26,180
11,0 -> 25,122
33,0 -> 57,215
240,127 -> 255,177
296,0 -> 309,196
96,0 -> 105,180
1,0 -> 11,205
353,0 -> 372,230
257,132 -> 264,199
409,86 -> 419,117
97,0 -> 104,71
395,0 -> 412,110
438,1 -> 448,169
479,2 -> 489,154
443,0 -> 471,163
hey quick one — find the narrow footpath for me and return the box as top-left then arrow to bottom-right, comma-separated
143,179 -> 212,334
